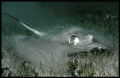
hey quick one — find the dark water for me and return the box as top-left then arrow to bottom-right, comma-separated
2,2 -> 119,35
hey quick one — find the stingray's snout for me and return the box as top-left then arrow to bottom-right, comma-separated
89,47 -> 109,55
67,47 -> 109,57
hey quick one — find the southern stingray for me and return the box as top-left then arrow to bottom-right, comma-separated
3,13 -> 113,72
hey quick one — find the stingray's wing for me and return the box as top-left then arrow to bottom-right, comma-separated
3,13 -> 45,37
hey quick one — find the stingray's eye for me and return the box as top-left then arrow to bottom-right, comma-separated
69,35 -> 80,45
69,35 -> 76,43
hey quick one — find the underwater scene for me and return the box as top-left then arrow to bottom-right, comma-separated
2,2 -> 119,77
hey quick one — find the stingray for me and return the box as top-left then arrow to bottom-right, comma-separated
3,13 -> 112,72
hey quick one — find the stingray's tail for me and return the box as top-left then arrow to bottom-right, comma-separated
3,13 -> 46,37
